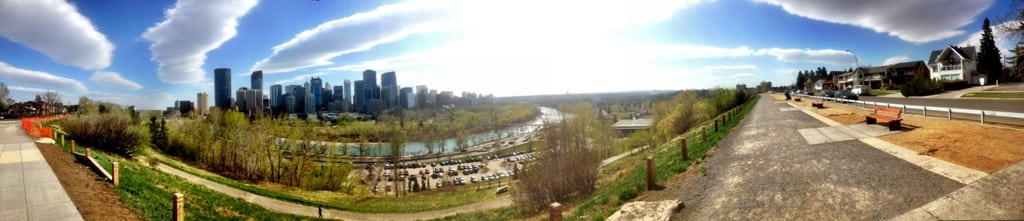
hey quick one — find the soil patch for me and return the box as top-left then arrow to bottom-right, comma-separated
816,101 -> 1024,173
36,142 -> 141,221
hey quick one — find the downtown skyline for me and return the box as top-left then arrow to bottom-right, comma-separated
0,0 -> 1020,109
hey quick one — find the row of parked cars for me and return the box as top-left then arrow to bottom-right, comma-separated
818,90 -> 860,100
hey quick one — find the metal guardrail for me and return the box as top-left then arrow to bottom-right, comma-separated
792,94 -> 1024,125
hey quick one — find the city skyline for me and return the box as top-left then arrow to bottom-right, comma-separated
0,0 -> 1019,109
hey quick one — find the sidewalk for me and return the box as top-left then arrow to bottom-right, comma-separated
0,120 -> 82,221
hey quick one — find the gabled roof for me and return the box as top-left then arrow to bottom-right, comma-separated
929,45 -> 977,64
889,60 -> 925,69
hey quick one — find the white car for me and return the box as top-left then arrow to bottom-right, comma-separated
851,85 -> 869,95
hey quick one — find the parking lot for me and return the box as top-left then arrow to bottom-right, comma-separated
368,150 -> 537,193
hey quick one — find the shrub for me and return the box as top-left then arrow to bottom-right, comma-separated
60,113 -> 145,156
901,78 -> 944,97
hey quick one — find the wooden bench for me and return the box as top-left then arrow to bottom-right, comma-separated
866,106 -> 902,131
811,99 -> 824,108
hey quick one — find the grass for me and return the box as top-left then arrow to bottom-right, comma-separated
144,147 -> 505,213
961,91 -> 1024,98
50,131 -> 323,221
869,90 -> 898,96
437,95 -> 760,221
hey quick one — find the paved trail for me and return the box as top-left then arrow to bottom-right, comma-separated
669,96 -> 965,220
0,120 -> 83,221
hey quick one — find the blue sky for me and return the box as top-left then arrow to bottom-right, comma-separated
0,0 -> 1018,109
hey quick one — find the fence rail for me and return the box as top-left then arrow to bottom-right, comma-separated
793,94 -> 1024,125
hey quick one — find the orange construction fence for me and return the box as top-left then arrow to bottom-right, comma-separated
21,115 -> 65,139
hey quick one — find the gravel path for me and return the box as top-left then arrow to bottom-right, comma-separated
662,96 -> 965,220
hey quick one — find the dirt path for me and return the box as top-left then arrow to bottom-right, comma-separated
36,142 -> 141,221
153,163 -> 511,221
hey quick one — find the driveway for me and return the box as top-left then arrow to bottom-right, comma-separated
668,96 -> 963,220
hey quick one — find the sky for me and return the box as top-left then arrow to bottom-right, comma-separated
0,0 -> 1019,110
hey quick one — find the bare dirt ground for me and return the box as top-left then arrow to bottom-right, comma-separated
770,94 -> 1024,173
36,142 -> 141,221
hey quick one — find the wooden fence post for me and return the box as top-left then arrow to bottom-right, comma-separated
173,193 -> 184,221
681,138 -> 688,161
85,148 -> 91,158
646,156 -> 655,190
702,126 -> 707,142
549,202 -> 563,221
71,140 -> 76,153
112,162 -> 120,186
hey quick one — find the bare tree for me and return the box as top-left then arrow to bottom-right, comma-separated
0,82 -> 10,112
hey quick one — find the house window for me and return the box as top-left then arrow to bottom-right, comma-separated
940,74 -> 961,80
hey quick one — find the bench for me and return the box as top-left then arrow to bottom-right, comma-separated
866,106 -> 902,131
811,99 -> 824,108
794,97 -> 802,102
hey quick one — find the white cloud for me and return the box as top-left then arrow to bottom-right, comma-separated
755,0 -> 992,43
87,90 -> 173,110
728,73 -> 755,79
958,20 -> 1018,58
254,0 -> 708,73
8,86 -> 53,95
773,68 -> 801,75
882,55 -> 911,65
90,71 -> 142,90
143,0 -> 258,83
0,61 -> 87,93
0,0 -> 114,70
705,65 -> 757,73
755,48 -> 854,65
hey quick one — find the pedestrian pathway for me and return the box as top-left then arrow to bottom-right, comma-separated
890,160 -> 1024,220
0,121 -> 82,221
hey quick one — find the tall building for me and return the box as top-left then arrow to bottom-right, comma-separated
285,93 -> 296,114
310,77 -> 323,110
362,69 -> 378,112
305,85 -> 315,115
269,84 -> 282,109
381,71 -> 398,109
251,70 -> 263,91
343,79 -> 352,104
175,100 -> 195,116
245,89 -> 262,115
196,92 -> 208,115
353,80 -> 364,113
235,87 -> 248,111
416,85 -> 428,109
214,68 -> 232,109
399,87 -> 413,109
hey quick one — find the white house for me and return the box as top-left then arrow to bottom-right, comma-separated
928,45 -> 984,84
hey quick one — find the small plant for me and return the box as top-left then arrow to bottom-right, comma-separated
699,166 -> 707,176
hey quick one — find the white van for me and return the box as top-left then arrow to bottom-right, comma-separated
851,85 -> 869,95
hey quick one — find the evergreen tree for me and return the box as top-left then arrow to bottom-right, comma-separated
978,18 -> 1003,83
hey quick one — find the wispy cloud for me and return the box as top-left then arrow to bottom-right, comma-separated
705,65 -> 757,73
0,0 -> 114,70
0,61 -> 87,93
728,73 -> 755,79
90,71 -> 143,90
882,55 -> 911,65
755,0 -> 992,43
254,0 -> 709,74
755,48 -> 854,65
143,0 -> 258,83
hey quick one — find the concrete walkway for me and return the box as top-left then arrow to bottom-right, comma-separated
673,95 -> 965,220
891,160 -> 1024,220
0,120 -> 82,221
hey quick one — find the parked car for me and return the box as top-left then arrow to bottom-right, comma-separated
820,90 -> 835,98
851,84 -> 869,95
836,90 -> 859,101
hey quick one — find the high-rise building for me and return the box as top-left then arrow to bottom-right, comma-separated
196,92 -> 208,115
416,85 -> 428,109
285,93 -> 296,114
246,89 -> 262,115
399,87 -> 413,109
311,77 -> 323,110
381,71 -> 398,109
270,84 -> 282,109
362,70 -> 378,112
323,88 -> 333,108
214,68 -> 232,109
305,85 -> 315,115
343,80 -> 352,103
175,100 -> 195,116
251,70 -> 263,91
353,80 -> 364,113
235,87 -> 248,111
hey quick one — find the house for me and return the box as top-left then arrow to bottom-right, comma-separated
886,61 -> 928,86
836,61 -> 928,90
928,45 -> 983,84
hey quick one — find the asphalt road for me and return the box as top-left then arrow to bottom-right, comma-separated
671,96 -> 963,220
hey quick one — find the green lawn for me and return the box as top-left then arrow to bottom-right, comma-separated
145,148 -> 506,214
869,90 -> 898,96
961,92 -> 1024,98
51,131 -> 324,221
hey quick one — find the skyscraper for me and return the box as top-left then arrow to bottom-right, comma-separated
362,70 -> 378,112
236,87 -> 248,111
197,92 -> 208,115
381,71 -> 398,109
311,77 -> 323,110
399,87 -> 413,109
343,80 -> 352,112
270,84 -> 282,109
353,80 -> 364,113
214,68 -> 231,109
251,70 -> 263,91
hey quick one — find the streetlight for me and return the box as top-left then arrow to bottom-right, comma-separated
845,50 -> 861,90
